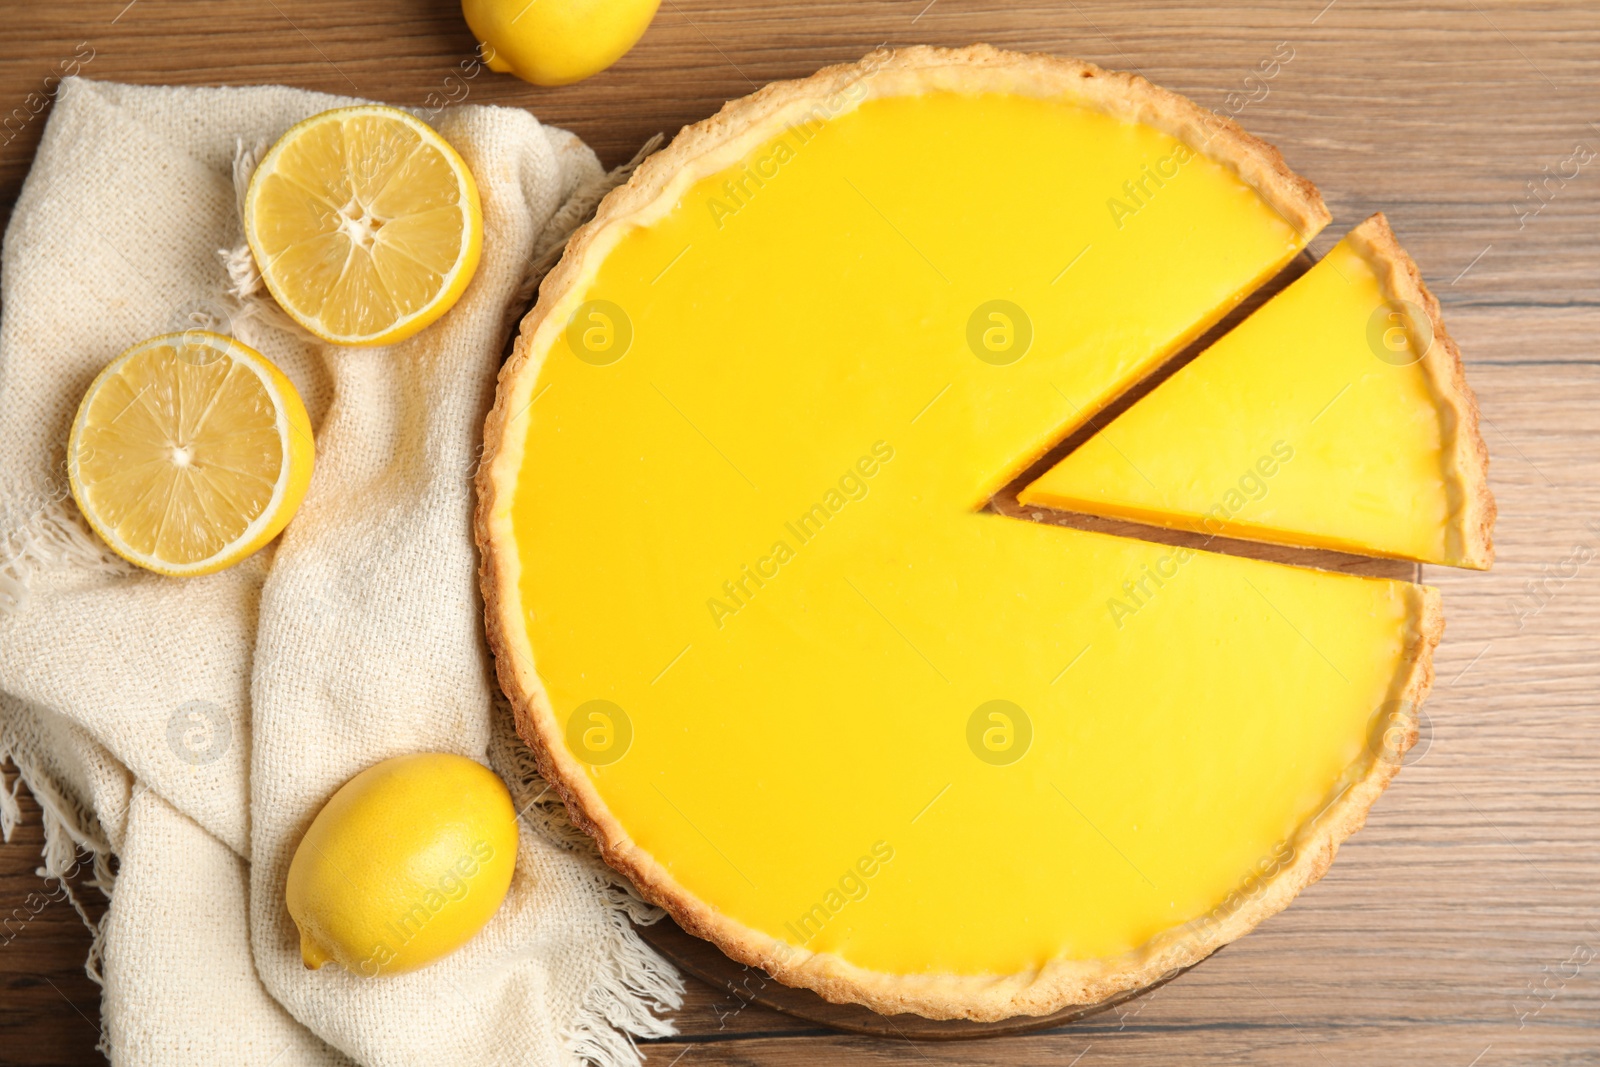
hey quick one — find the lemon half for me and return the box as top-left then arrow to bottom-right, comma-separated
244,105 -> 483,346
67,331 -> 314,577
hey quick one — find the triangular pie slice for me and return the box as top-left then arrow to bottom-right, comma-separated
1019,213 -> 1495,568
477,46 -> 1465,1021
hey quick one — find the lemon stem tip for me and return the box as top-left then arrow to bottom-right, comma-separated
299,927 -> 333,970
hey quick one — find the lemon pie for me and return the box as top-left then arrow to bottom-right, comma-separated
1020,213 -> 1494,569
478,46 -> 1465,1019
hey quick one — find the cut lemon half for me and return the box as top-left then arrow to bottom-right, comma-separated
67,331 -> 315,577
244,105 -> 483,346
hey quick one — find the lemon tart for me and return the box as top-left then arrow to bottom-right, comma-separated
478,46 -> 1453,1019
1020,213 -> 1494,569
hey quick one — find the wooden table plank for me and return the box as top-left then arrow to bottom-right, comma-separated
0,782 -> 108,1067
2,2 -> 1597,1064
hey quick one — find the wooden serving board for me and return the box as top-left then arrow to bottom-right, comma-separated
634,914 -> 1208,1039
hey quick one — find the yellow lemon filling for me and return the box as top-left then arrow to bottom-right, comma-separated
1021,216 -> 1487,568
505,90 -> 1428,975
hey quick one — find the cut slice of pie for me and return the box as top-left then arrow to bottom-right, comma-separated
1019,213 -> 1495,568
477,46 -> 1470,1021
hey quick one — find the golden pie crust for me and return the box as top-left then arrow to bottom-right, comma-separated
1345,212 -> 1496,568
477,44 -> 1438,1020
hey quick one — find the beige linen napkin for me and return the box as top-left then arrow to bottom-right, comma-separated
0,77 -> 680,1066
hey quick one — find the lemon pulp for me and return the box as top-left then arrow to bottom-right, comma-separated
507,92 -> 1426,973
245,105 -> 483,346
68,331 -> 313,576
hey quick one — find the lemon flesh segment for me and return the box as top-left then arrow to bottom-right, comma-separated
1020,221 -> 1483,567
68,331 -> 313,577
245,105 -> 483,346
504,92 -> 1429,976
285,753 -> 519,976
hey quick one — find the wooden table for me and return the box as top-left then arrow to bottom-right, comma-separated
2,1 -> 1597,1063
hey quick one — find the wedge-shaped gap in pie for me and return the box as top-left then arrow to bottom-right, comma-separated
1020,213 -> 1495,569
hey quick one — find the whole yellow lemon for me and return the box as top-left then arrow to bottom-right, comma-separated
463,0 -> 661,86
286,753 -> 519,976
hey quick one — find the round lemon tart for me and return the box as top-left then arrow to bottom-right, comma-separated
478,45 -> 1458,1020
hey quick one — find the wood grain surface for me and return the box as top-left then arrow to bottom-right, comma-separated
2,1 -> 1597,1064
